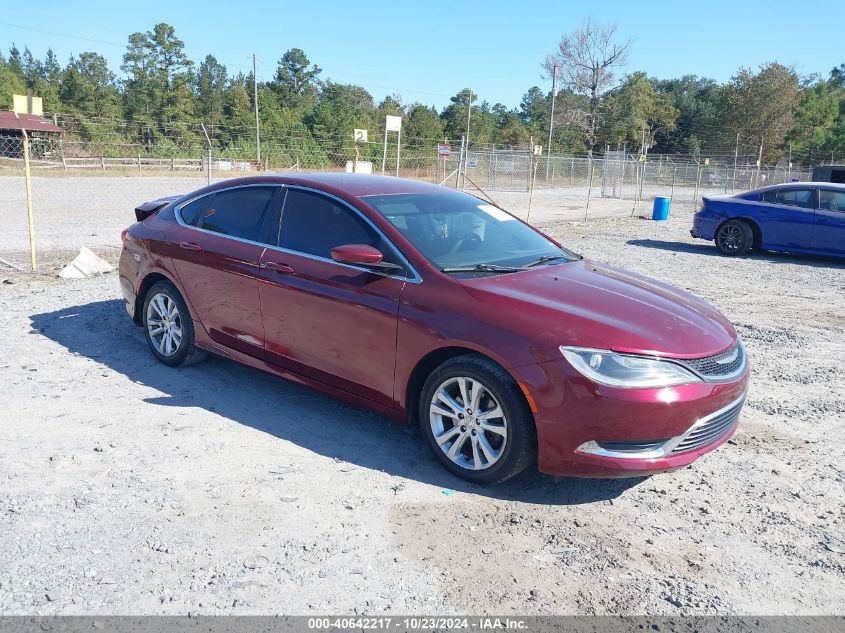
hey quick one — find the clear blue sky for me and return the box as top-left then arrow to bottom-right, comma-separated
2,0 -> 843,109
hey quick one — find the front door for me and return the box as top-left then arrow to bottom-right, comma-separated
167,185 -> 281,357
257,187 -> 410,407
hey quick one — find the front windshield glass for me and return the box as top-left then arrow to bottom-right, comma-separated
363,191 -> 578,273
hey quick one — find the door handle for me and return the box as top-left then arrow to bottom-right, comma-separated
179,241 -> 202,251
264,261 -> 295,274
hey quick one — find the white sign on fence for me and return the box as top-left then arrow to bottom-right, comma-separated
382,115 -> 403,176
354,129 -> 368,143
346,160 -> 373,174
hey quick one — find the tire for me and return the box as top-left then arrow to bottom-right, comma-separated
715,220 -> 753,256
419,354 -> 536,485
142,280 -> 206,367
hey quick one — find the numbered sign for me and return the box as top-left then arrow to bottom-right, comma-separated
353,129 -> 368,143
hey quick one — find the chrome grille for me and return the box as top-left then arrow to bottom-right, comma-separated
677,340 -> 746,381
669,396 -> 744,455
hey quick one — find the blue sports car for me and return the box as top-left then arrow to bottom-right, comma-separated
690,182 -> 845,259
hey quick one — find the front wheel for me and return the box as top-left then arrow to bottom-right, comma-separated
715,220 -> 753,256
419,355 -> 536,485
142,280 -> 206,367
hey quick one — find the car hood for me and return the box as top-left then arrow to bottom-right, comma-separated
459,259 -> 737,359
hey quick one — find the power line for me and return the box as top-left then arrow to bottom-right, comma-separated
0,21 -> 125,49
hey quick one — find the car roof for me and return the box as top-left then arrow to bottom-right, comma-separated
752,181 -> 845,193
202,173 -> 448,198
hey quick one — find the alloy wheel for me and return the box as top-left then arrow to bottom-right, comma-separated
429,376 -> 508,471
717,224 -> 743,252
146,292 -> 183,357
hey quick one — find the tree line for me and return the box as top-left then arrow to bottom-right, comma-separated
0,21 -> 842,166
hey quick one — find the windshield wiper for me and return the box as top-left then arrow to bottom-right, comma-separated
524,254 -> 571,268
440,264 -> 525,274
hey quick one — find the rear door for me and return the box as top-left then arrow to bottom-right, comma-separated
257,187 -> 414,407
756,187 -> 816,249
167,185 -> 282,357
813,189 -> 845,255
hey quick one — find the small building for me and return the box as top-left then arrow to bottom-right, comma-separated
811,165 -> 845,184
0,111 -> 63,159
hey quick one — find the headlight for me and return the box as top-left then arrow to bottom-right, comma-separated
560,346 -> 701,388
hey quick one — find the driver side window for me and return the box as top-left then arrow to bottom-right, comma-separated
277,189 -> 403,267
819,190 -> 845,213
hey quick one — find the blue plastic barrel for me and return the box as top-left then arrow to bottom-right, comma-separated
652,196 -> 670,221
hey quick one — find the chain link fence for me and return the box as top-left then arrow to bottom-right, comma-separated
0,126 -> 818,269
455,148 -> 813,216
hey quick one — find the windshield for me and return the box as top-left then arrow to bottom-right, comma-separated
363,191 -> 578,273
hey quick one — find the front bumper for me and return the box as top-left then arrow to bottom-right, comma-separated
511,358 -> 749,478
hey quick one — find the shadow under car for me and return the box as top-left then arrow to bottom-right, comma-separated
30,298 -> 644,505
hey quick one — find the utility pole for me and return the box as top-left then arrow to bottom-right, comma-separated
253,54 -> 261,165
465,89 -> 473,151
201,123 -> 212,186
545,65 -> 558,180
788,143 -> 792,182
733,132 -> 739,193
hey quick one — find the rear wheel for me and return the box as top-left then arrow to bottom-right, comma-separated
142,280 -> 206,367
419,355 -> 536,485
715,220 -> 753,256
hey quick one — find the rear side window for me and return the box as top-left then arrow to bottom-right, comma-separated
199,187 -> 275,242
819,190 -> 845,212
278,189 -> 403,267
178,196 -> 210,226
773,189 -> 816,209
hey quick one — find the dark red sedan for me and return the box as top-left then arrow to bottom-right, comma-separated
120,174 -> 748,484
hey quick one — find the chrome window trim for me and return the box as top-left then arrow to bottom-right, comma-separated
575,392 -> 746,460
173,183 -> 422,284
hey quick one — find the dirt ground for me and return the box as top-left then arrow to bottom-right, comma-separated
0,202 -> 843,616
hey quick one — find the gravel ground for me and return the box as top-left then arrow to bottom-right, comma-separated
0,206 -> 844,616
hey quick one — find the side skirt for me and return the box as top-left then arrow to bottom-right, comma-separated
193,335 -> 407,425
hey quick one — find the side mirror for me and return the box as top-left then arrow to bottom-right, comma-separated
330,244 -> 405,273
331,244 -> 384,265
